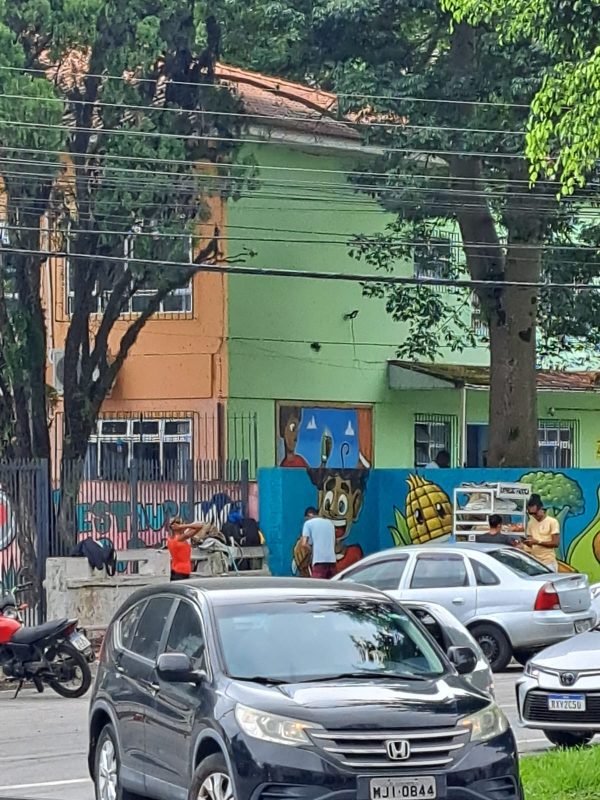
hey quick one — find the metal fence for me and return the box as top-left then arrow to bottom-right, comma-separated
0,460 -> 50,624
0,456 -> 249,623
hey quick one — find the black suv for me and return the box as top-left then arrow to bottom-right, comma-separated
88,578 -> 523,800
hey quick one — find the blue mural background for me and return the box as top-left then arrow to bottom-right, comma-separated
258,467 -> 600,581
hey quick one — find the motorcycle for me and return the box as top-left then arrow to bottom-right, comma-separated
0,605 -> 94,698
0,581 -> 30,622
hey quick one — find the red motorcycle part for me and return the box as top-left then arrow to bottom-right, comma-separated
0,615 -> 21,644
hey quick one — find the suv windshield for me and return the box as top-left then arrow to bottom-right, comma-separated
214,598 -> 445,683
489,548 -> 552,577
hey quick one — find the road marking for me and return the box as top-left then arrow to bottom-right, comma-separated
0,778 -> 90,791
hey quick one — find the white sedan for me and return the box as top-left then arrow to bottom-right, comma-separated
517,627 -> 600,747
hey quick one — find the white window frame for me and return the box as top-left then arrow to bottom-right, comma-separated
85,417 -> 193,480
414,414 -> 456,468
538,419 -> 577,468
66,231 -> 194,316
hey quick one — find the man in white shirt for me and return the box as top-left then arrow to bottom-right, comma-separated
300,506 -> 337,579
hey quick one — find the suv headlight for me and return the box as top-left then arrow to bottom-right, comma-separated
460,703 -> 509,743
235,704 -> 320,746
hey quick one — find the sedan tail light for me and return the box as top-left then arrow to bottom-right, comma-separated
534,582 -> 560,611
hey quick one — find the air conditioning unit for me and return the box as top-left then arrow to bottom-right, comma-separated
49,349 -> 108,396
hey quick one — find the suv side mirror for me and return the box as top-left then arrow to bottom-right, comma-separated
448,646 -> 478,675
157,652 -> 206,684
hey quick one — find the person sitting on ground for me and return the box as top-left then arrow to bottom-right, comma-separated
477,514 -> 520,546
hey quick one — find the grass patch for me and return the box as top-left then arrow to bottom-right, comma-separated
521,746 -> 600,799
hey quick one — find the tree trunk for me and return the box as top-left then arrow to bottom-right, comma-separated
487,243 -> 540,466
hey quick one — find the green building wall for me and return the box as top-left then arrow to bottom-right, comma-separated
226,143 -> 600,469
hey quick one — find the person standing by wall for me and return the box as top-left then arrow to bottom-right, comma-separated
167,518 -> 197,581
524,495 -> 560,571
300,506 -> 336,579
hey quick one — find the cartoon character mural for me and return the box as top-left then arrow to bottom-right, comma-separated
292,467 -> 369,576
386,470 -> 593,576
389,475 -> 453,547
277,403 -> 372,470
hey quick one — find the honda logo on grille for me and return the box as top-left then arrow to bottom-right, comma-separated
560,672 -> 577,686
385,740 -> 411,761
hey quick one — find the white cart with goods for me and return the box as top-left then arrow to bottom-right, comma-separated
452,482 -> 531,542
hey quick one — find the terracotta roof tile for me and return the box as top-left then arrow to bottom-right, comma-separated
41,53 -> 359,141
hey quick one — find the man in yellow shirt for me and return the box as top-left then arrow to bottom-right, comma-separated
524,494 -> 560,571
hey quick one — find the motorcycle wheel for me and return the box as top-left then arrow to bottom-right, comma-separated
47,641 -> 92,698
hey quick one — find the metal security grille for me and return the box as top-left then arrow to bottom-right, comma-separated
538,419 -> 579,468
414,413 -> 458,467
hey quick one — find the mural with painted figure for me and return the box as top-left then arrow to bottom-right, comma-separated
258,466 -> 600,580
277,403 -> 372,469
292,468 -> 369,576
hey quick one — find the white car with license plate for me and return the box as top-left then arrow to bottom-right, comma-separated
516,626 -> 600,747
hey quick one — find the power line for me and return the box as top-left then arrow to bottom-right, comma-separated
0,143 -> 564,188
0,156 -> 573,208
6,221 -> 600,263
0,117 -> 528,160
0,90 -> 528,138
3,244 -> 600,291
0,63 -> 534,110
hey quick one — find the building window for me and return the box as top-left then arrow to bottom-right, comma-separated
414,237 -> 453,284
85,417 -> 193,480
414,414 -> 457,468
66,233 -> 193,316
538,419 -> 578,468
470,292 -> 489,338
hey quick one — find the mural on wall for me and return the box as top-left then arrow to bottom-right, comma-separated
0,485 -> 243,588
277,404 -> 372,469
292,467 -> 369,576
389,475 -> 453,547
258,467 -> 600,581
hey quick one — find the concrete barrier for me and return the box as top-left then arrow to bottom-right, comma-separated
44,549 -> 171,633
44,545 -> 271,633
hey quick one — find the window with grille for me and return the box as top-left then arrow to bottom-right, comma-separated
414,414 -> 457,467
85,417 -> 193,480
470,292 -> 489,338
66,232 -> 193,316
414,237 -> 453,281
538,419 -> 578,468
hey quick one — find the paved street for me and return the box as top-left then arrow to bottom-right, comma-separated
0,669 -> 592,800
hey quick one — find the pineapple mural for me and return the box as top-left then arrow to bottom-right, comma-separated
389,475 -> 453,547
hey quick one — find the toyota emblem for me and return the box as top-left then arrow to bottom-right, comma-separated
560,672 -> 577,686
385,740 -> 411,761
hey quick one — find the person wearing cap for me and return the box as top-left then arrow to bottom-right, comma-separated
524,494 -> 560,571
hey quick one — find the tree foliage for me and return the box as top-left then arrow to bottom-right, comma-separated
442,0 -> 600,193
0,0 -> 247,552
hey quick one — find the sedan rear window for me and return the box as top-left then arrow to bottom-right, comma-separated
489,548 -> 552,577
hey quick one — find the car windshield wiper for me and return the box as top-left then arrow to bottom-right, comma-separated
230,675 -> 288,685
300,671 -> 431,683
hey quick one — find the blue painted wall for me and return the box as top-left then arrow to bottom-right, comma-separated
258,467 -> 600,581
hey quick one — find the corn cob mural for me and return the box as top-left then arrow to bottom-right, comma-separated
389,474 -> 452,546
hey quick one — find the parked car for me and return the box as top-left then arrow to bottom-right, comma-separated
89,578 -> 523,800
404,601 -> 494,696
516,627 -> 600,747
334,544 -> 595,672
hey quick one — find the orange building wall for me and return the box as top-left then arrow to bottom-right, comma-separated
42,193 -> 228,462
